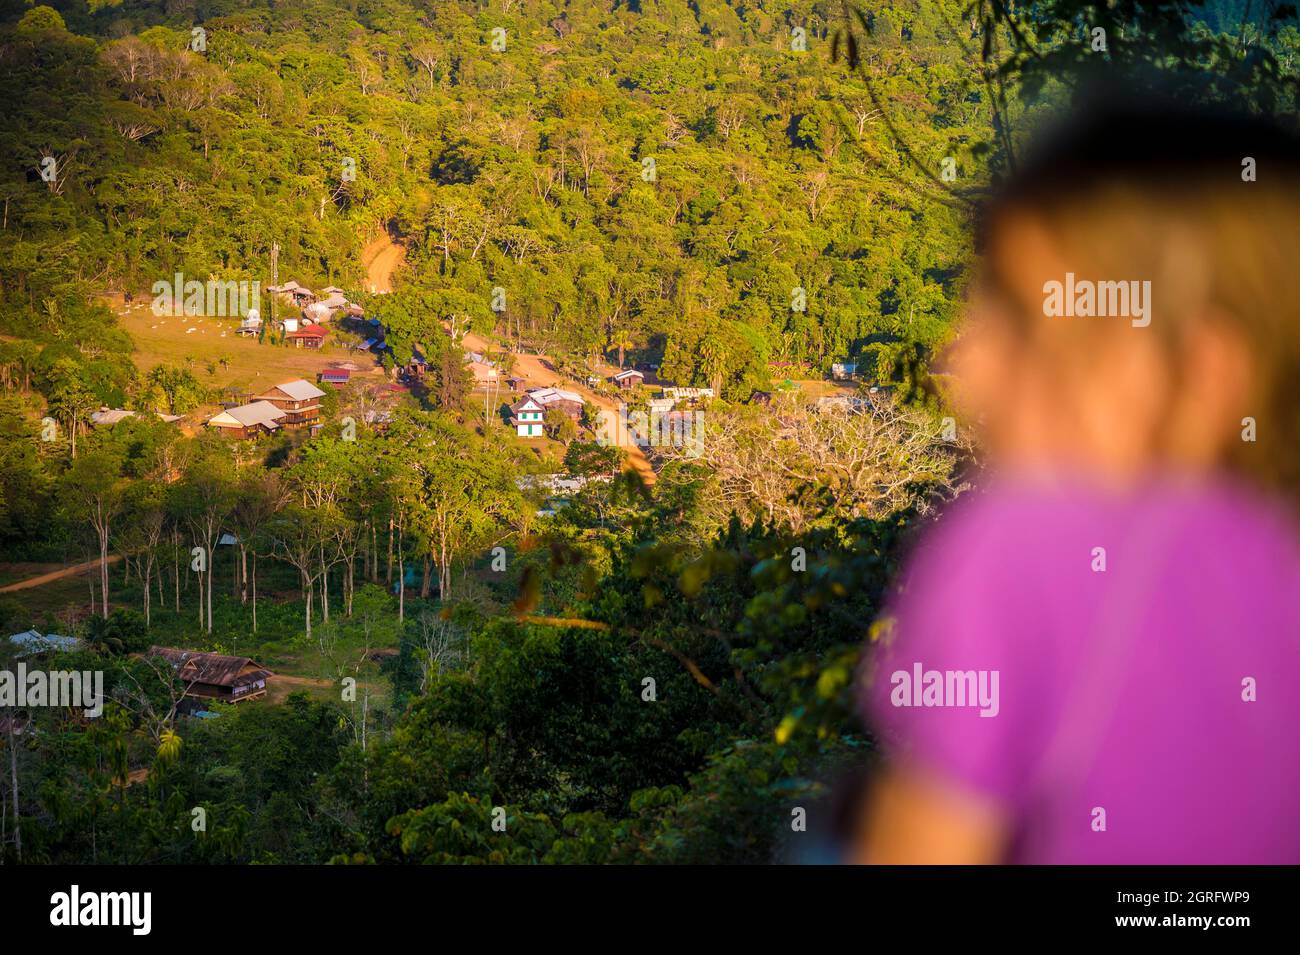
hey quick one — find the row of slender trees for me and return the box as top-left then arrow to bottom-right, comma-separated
46,406 -> 533,641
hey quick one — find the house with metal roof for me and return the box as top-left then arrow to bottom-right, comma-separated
526,387 -> 585,421
90,408 -> 183,427
7,630 -> 80,657
206,400 -> 287,438
253,379 -> 326,429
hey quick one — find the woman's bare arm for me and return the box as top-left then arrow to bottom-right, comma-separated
850,767 -> 1011,865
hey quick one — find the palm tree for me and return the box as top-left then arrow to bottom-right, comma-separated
697,334 -> 730,397
612,330 -> 634,369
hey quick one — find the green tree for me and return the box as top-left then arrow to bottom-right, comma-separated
60,447 -> 127,617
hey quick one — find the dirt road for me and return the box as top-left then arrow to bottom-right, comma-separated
0,555 -> 122,594
362,234 -> 405,294
271,674 -> 334,688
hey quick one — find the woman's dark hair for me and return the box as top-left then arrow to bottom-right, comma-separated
978,94 -> 1300,250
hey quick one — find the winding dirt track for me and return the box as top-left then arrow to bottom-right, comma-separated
0,555 -> 121,594
362,235 -> 404,294
363,235 -> 655,486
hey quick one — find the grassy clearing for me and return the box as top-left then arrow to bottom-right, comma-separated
0,569 -> 96,622
787,378 -> 861,399
114,300 -> 386,394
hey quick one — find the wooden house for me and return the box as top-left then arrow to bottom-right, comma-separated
237,311 -> 262,337
149,646 -> 272,704
253,379 -> 325,430
612,368 -> 644,389
287,323 -> 328,349
319,368 -> 351,386
511,394 -> 546,437
266,281 -> 315,306
206,401 -> 287,438
402,350 -> 429,382
305,293 -> 348,322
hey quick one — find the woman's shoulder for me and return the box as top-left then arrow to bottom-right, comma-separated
923,473 -> 1299,553
898,473 -> 1300,616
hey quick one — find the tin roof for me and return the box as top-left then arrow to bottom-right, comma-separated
267,379 -> 326,402
149,647 -> 273,688
208,401 -> 287,429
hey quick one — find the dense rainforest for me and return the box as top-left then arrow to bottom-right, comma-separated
1,0 -> 1296,863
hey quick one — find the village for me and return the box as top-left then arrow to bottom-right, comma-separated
6,276 -> 882,725
108,277 -> 876,482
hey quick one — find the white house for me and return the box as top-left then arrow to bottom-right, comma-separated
510,395 -> 545,437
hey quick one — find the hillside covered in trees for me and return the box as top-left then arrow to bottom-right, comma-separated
1,0 -> 988,397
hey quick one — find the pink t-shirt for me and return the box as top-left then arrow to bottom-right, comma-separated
863,477 -> 1300,863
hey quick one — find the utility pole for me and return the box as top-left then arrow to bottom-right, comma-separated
484,366 -> 499,433
269,242 -> 280,332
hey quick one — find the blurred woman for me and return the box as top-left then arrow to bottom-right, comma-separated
854,99 -> 1300,864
